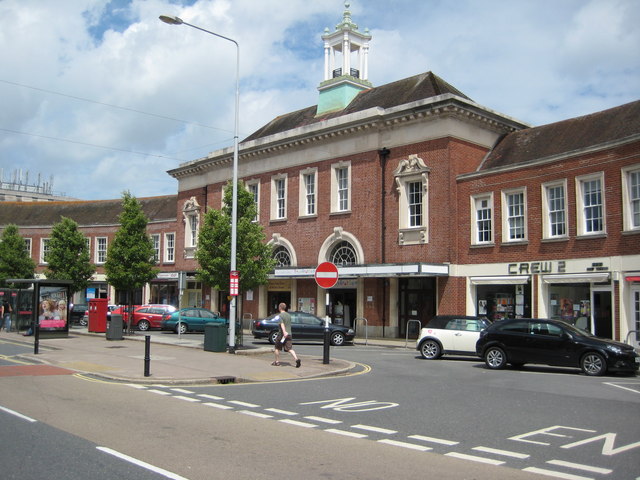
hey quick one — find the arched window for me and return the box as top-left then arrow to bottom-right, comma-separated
330,241 -> 357,266
273,245 -> 292,267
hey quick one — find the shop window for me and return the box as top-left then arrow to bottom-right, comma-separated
299,168 -> 317,217
548,284 -> 591,328
633,288 -> 640,342
95,237 -> 108,264
502,189 -> 527,242
622,165 -> 640,232
576,173 -> 605,236
471,194 -> 493,245
542,180 -> 568,239
394,154 -> 429,245
246,180 -> 260,222
331,161 -> 351,213
270,174 -> 287,221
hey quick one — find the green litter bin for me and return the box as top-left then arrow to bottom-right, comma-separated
204,322 -> 227,352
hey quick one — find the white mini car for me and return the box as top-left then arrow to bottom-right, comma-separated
417,315 -> 491,359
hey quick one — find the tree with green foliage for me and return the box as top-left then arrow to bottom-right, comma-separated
0,224 -> 36,287
104,192 -> 158,332
45,217 -> 95,294
196,180 -> 275,306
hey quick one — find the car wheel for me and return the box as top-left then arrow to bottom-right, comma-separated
419,339 -> 441,359
268,330 -> 279,345
484,346 -> 507,369
330,331 -> 345,346
137,319 -> 150,331
175,323 -> 188,335
581,352 -> 607,376
79,317 -> 88,327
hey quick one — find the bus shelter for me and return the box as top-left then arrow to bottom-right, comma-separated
7,279 -> 73,341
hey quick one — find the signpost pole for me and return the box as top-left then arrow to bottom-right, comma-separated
314,262 -> 339,365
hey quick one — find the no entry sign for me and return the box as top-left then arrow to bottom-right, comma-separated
315,262 -> 339,289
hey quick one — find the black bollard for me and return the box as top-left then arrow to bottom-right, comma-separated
144,335 -> 151,377
323,326 -> 330,364
34,322 -> 39,355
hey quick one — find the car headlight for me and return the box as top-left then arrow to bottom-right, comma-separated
347,329 -> 354,335
606,345 -> 623,354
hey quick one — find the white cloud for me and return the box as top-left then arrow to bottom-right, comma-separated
0,0 -> 637,200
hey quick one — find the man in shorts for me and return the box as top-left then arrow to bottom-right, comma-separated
272,303 -> 301,368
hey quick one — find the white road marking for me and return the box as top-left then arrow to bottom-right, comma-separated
239,410 -> 273,419
304,416 -> 342,424
409,434 -> 459,446
265,408 -> 297,416
279,419 -> 318,428
197,394 -> 224,401
126,384 -> 148,389
170,388 -> 194,394
0,405 -> 37,423
203,402 -> 234,410
228,400 -> 259,408
148,389 -> 172,396
325,429 -> 368,438
547,460 -> 612,474
378,439 -> 432,451
522,467 -> 593,480
603,382 -> 640,395
352,424 -> 397,434
97,447 -> 190,480
472,446 -> 529,459
173,395 -> 200,403
445,452 -> 505,465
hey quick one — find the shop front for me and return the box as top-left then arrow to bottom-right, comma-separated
541,272 -> 612,338
470,276 -> 532,322
149,272 -> 179,307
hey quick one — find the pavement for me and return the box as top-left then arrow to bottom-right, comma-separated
0,326 -> 411,385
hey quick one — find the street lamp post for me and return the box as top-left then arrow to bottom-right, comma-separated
160,14 -> 239,353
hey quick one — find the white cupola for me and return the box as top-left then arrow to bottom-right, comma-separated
317,2 -> 372,116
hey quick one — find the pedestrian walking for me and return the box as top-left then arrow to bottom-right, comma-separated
1,299 -> 11,332
272,302 -> 301,368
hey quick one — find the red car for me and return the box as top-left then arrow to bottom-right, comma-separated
112,304 -> 177,331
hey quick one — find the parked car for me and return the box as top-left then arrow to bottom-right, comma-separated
70,304 -> 88,325
476,318 -> 640,376
416,315 -> 491,359
161,308 -> 225,334
251,311 -> 355,346
113,304 -> 177,330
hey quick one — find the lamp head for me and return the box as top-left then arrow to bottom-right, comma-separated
159,15 -> 184,25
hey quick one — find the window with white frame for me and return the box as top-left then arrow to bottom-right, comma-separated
164,232 -> 175,263
331,162 -> 351,213
622,165 -> 640,231
576,173 -> 605,235
151,234 -> 160,263
393,154 -> 429,245
270,174 -> 287,220
330,241 -> 357,266
95,237 -> 108,264
40,238 -> 50,263
182,197 -> 200,257
24,238 -> 32,257
298,168 -> 317,217
542,181 -> 568,239
273,245 -> 292,266
472,194 -> 493,245
502,189 -> 527,242
246,180 -> 260,222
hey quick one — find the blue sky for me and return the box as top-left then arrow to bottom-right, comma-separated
1,0 -> 638,200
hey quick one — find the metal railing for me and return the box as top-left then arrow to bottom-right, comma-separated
625,330 -> 639,348
354,317 -> 368,345
405,319 -> 422,348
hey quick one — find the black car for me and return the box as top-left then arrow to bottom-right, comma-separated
70,304 -> 88,324
476,318 -> 639,376
252,311 -> 355,346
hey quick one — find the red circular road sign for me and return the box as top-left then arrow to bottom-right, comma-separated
315,262 -> 339,289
